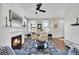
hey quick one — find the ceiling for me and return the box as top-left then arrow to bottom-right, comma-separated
6,3 -> 79,19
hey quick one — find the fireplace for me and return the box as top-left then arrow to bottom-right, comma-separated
11,35 -> 22,50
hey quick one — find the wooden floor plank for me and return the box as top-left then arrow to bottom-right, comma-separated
52,37 -> 65,51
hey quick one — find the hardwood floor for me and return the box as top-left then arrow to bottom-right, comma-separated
52,37 -> 65,51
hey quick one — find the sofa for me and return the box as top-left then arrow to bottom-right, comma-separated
0,46 -> 15,55
0,46 -> 29,55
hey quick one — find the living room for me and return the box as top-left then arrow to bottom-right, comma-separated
0,3 -> 79,55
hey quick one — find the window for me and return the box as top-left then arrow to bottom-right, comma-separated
28,20 -> 37,32
28,20 -> 50,33
42,20 -> 50,32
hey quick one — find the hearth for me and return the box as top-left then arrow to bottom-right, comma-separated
11,35 -> 22,50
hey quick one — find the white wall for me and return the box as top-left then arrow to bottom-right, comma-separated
52,18 -> 59,38
0,4 -> 27,47
65,7 -> 79,49
49,17 -> 64,38
0,4 -> 2,46
58,18 -> 64,37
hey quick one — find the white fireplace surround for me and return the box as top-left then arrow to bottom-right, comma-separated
0,27 -> 26,47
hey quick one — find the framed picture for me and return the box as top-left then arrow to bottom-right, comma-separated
9,10 -> 23,27
54,24 -> 58,28
37,24 -> 42,29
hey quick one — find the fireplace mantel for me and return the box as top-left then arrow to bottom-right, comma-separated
1,26 -> 26,33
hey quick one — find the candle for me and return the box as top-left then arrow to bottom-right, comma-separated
6,16 -> 8,26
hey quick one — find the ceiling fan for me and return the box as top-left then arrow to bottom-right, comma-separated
31,3 -> 46,14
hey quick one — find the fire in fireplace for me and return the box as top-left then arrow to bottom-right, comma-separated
11,35 -> 22,50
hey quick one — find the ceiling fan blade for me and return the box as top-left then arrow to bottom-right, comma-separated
39,10 -> 46,13
36,3 -> 42,10
37,3 -> 42,7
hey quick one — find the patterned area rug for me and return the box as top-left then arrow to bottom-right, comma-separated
22,39 -> 67,55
